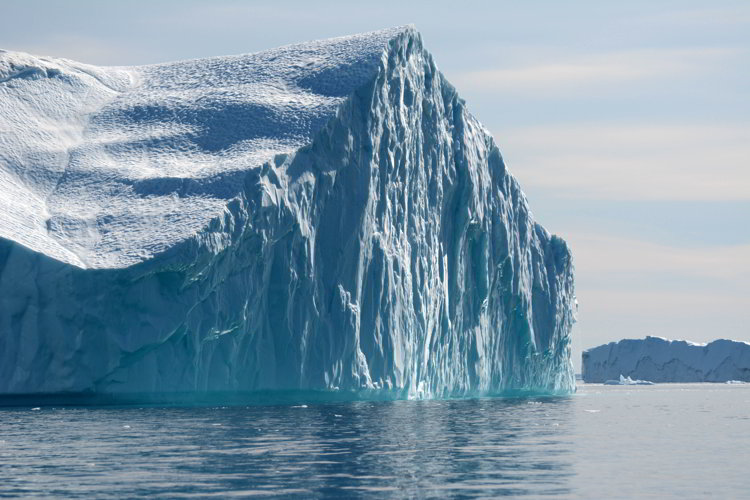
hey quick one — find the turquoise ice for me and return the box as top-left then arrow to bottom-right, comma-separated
0,27 -> 575,399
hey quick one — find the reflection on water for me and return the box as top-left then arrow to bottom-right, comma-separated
0,397 -> 575,497
3,384 -> 749,498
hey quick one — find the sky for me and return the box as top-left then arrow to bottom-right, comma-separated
2,0 -> 748,370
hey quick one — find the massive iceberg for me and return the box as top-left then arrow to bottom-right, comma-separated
582,337 -> 750,383
0,27 -> 575,401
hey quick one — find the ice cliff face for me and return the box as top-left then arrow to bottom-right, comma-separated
582,337 -> 750,383
0,27 -> 576,399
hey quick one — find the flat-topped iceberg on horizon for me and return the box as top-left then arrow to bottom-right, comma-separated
0,27 -> 575,400
583,336 -> 750,383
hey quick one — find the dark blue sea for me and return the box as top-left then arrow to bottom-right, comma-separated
1,383 -> 748,498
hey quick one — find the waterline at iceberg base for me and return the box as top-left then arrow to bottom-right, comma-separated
0,27 -> 575,402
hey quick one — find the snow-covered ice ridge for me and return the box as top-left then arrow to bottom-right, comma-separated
582,337 -> 750,383
0,27 -> 576,399
1,29 -> 401,268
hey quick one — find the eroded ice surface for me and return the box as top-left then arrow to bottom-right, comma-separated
0,27 -> 576,399
583,336 -> 750,383
0,28 -> 400,269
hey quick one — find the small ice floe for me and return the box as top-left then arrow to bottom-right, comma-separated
584,409 -> 601,413
122,425 -> 131,429
726,380 -> 747,384
334,414 -> 343,418
604,375 -> 654,386
31,407 -> 41,411
292,405 -> 308,408
211,423 -> 222,426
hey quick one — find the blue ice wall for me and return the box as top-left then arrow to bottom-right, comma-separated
0,28 -> 575,399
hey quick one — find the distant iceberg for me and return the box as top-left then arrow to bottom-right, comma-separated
583,337 -> 750,383
0,27 -> 575,401
603,375 -> 654,386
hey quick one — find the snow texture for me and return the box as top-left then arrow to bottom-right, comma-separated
583,336 -> 750,383
0,27 -> 575,399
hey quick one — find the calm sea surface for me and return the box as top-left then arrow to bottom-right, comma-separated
1,383 -> 748,498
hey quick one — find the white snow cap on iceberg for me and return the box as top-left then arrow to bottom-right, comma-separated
0,27 -> 409,268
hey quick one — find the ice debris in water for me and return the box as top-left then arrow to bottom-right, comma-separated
0,26 -> 575,401
603,375 -> 655,386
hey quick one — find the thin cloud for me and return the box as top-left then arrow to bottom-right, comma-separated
582,289 -> 749,316
452,48 -> 742,95
497,124 -> 750,201
567,233 -> 750,282
634,6 -> 750,28
7,34 -> 144,65
577,287 -> 750,347
569,233 -> 750,350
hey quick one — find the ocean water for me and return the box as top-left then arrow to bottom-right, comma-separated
1,383 -> 748,498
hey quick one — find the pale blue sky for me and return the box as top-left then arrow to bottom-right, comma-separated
3,0 -> 748,369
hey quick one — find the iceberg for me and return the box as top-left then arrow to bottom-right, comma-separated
0,27 -> 575,401
603,375 -> 654,386
582,336 -> 750,383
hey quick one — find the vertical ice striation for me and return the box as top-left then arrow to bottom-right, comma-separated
0,27 -> 575,400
